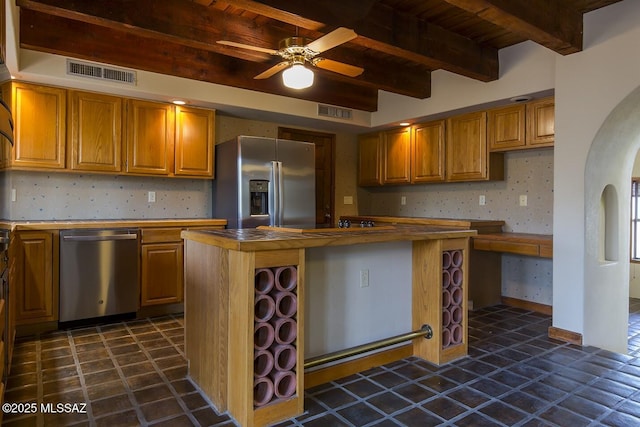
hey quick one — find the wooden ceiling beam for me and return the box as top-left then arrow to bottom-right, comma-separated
19,10 -> 380,111
223,0 -> 499,82
441,0 -> 583,54
17,0 -> 430,99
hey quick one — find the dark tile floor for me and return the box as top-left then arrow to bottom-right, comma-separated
4,302 -> 640,426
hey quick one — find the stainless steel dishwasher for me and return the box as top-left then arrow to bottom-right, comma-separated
60,228 -> 140,323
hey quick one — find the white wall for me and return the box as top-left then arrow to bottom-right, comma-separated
554,0 -> 640,352
304,242 -> 412,357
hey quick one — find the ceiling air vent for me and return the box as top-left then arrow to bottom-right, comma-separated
318,104 -> 352,120
66,59 -> 137,85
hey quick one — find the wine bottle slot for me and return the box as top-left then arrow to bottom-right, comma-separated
253,376 -> 274,407
271,371 -> 297,399
272,344 -> 297,371
272,317 -> 297,345
254,322 -> 275,350
254,349 -> 275,377
255,268 -> 275,294
273,291 -> 298,318
274,265 -> 298,291
254,294 -> 276,322
442,251 -> 452,269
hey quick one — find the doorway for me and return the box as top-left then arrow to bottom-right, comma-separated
583,84 -> 640,353
278,127 -> 336,226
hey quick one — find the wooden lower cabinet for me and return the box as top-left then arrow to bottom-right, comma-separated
13,231 -> 58,324
140,228 -> 183,307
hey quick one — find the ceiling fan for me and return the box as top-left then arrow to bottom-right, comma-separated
217,27 -> 364,89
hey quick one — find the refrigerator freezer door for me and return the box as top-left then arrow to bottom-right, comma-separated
238,136 -> 277,228
276,139 -> 316,227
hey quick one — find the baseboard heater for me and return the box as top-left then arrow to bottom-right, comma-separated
304,324 -> 433,370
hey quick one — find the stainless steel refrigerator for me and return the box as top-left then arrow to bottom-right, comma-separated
213,136 -> 315,229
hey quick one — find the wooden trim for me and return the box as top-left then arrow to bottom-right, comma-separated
548,326 -> 583,346
304,344 -> 413,389
501,296 -> 552,316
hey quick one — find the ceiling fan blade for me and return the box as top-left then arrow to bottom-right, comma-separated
314,58 -> 364,77
255,62 -> 290,79
217,40 -> 278,55
306,27 -> 358,54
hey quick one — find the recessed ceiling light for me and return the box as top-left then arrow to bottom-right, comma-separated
399,122 -> 411,126
172,100 -> 187,105
510,95 -> 532,103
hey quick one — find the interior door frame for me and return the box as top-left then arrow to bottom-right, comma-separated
278,127 -> 336,226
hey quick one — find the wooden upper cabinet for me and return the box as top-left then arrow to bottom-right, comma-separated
8,82 -> 66,169
174,105 -> 215,177
446,111 -> 503,182
382,127 -> 411,184
412,120 -> 445,183
488,104 -> 525,151
358,132 -> 382,186
125,99 -> 174,175
69,91 -> 122,172
527,97 -> 555,147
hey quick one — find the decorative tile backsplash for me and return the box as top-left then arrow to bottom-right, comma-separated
359,148 -> 554,234
2,171 -> 212,220
359,148 -> 554,305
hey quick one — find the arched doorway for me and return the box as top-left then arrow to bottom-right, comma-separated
584,84 -> 640,353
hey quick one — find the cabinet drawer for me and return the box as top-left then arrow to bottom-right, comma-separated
141,228 -> 183,244
473,239 -> 539,257
539,244 -> 553,258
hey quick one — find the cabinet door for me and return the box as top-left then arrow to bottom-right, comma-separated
487,104 -> 525,151
174,105 -> 214,177
446,111 -> 488,181
125,99 -> 174,175
69,91 -> 122,172
382,127 -> 411,184
527,97 -> 555,147
141,243 -> 184,306
13,231 -> 57,323
358,133 -> 382,186
412,120 -> 445,183
10,83 -> 66,169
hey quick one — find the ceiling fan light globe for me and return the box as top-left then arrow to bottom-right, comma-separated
282,64 -> 314,89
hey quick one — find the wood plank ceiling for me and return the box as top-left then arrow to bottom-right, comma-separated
16,0 -> 622,112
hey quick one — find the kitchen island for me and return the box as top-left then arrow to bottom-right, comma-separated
182,225 -> 476,427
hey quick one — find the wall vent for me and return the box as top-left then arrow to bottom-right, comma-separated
66,59 -> 137,85
318,104 -> 352,120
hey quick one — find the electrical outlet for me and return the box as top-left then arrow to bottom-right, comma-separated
479,195 -> 486,206
360,269 -> 369,288
148,191 -> 156,203
11,188 -> 16,202
519,194 -> 528,206
401,196 -> 407,205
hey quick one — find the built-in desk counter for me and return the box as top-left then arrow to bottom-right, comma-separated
472,232 -> 553,258
182,225 -> 475,427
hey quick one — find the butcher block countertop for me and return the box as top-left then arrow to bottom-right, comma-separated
0,218 -> 227,231
181,224 -> 476,252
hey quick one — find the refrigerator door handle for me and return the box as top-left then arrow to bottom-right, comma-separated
270,161 -> 278,226
277,161 -> 284,226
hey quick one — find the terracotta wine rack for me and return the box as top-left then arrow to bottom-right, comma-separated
253,266 -> 299,408
442,250 -> 464,349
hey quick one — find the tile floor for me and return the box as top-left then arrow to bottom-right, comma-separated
4,302 -> 640,426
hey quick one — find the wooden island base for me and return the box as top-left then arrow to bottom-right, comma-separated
182,226 -> 475,427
